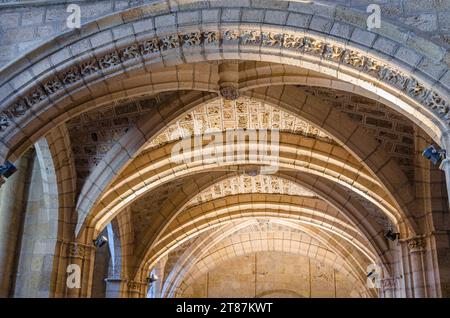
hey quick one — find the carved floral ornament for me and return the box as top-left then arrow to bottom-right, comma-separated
65,242 -> 92,259
127,280 -> 147,291
407,236 -> 426,253
381,278 -> 398,290
0,30 -> 448,133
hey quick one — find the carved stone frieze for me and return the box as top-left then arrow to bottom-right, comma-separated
2,29 -> 448,132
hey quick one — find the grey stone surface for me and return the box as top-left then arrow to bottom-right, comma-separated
0,0 -> 448,69
402,14 -> 438,32
264,10 -> 288,25
242,8 -> 265,22
373,36 -> 398,55
286,12 -> 311,28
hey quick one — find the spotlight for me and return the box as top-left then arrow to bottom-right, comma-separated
385,230 -> 400,241
367,269 -> 376,278
147,273 -> 158,284
0,161 -> 17,178
422,145 -> 446,165
93,235 -> 108,248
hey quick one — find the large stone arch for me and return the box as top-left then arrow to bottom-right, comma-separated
82,135 -> 403,237
0,0 -> 448,299
139,196 -> 376,270
100,165 -> 394,293
172,232 -> 369,298
0,1 -> 448,163
131,171 -> 391,269
74,88 -> 419,243
148,217 -> 373,298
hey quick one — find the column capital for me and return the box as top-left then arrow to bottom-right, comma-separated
126,280 -> 148,298
381,277 -> 398,290
62,241 -> 94,259
406,236 -> 426,253
127,280 -> 147,291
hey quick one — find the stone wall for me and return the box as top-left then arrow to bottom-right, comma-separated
180,251 -> 364,298
0,0 -> 449,68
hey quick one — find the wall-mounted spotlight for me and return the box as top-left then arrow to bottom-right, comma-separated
367,269 -> 376,278
385,230 -> 400,241
0,161 -> 17,179
147,273 -> 158,284
93,235 -> 108,248
422,145 -> 446,165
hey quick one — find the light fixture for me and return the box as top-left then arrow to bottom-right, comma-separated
147,273 -> 158,284
367,269 -> 376,278
0,161 -> 17,178
422,145 -> 446,165
93,235 -> 108,248
385,230 -> 400,241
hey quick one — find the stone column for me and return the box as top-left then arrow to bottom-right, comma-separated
439,158 -> 450,208
439,131 -> 450,207
0,153 -> 33,297
407,236 -> 427,298
151,255 -> 168,298
63,242 -> 95,298
105,278 -> 125,298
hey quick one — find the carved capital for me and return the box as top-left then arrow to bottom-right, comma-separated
407,236 -> 426,253
381,277 -> 398,290
64,242 -> 92,259
127,280 -> 147,292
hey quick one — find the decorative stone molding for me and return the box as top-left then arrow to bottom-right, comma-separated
1,29 -> 448,134
64,242 -> 93,259
407,236 -> 426,253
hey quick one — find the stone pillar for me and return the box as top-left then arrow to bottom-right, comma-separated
151,255 -> 168,298
63,242 -> 95,298
439,131 -> 450,207
407,236 -> 427,298
0,153 -> 33,297
105,278 -> 125,298
439,158 -> 450,208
